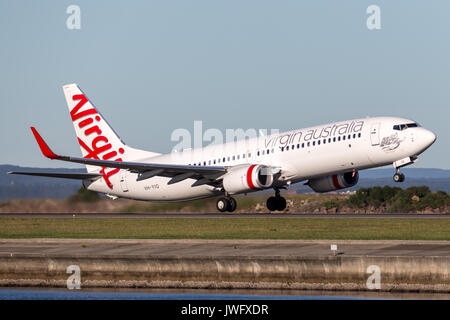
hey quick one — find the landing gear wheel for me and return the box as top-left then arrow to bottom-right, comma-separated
266,197 -> 278,211
227,197 -> 237,212
216,198 -> 229,212
276,197 -> 287,211
393,173 -> 405,183
267,196 -> 287,211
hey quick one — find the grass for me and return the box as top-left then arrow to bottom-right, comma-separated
0,217 -> 449,240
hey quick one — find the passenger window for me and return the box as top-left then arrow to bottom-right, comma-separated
243,154 -> 246,159
333,137 -> 336,142
338,136 -> 341,141
358,133 -> 361,138
343,136 -> 346,140
317,140 -> 320,145
302,143 -> 305,148
213,160 -> 216,164
281,147 -> 284,152
286,146 -> 289,151
348,134 -> 351,139
307,142 -> 310,147
323,139 -> 326,144
313,141 -> 316,146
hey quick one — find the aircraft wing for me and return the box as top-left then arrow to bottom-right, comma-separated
7,171 -> 102,180
28,127 -> 227,184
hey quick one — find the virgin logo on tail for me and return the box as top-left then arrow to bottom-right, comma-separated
71,94 -> 124,189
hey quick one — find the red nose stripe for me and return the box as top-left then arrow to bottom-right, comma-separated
332,174 -> 343,190
247,165 -> 257,189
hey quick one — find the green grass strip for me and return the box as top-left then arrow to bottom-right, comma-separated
0,218 -> 449,240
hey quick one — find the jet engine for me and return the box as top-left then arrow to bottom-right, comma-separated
222,164 -> 274,194
308,171 -> 359,193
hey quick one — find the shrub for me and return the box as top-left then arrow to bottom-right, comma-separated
68,187 -> 100,203
347,185 -> 449,212
323,200 -> 340,209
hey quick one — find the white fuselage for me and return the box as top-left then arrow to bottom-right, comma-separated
85,116 -> 436,201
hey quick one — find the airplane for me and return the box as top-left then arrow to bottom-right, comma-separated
9,84 -> 437,212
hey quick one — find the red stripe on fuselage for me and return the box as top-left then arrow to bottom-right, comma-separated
332,174 -> 343,189
247,165 -> 257,189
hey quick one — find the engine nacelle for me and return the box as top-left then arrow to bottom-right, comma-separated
223,164 -> 274,194
308,171 -> 359,193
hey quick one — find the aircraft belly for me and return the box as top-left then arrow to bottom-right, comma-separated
85,172 -> 219,201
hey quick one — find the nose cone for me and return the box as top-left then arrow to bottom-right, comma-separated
423,129 -> 437,147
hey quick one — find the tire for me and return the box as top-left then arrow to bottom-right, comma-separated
276,197 -> 287,211
227,197 -> 237,212
266,197 -> 278,211
216,198 -> 229,212
399,173 -> 405,182
393,173 -> 403,183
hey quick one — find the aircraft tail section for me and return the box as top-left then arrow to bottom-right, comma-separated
62,84 -> 159,173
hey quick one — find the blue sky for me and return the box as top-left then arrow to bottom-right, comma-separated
1,1 -> 449,169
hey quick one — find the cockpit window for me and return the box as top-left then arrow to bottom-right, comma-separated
393,122 -> 420,131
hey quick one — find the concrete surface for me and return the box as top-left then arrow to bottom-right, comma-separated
0,239 -> 450,257
0,239 -> 449,292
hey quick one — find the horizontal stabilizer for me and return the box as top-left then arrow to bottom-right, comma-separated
8,171 -> 102,180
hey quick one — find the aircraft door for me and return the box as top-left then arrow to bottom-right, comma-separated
120,170 -> 129,192
370,123 -> 380,146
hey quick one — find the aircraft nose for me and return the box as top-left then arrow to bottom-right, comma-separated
423,129 -> 437,147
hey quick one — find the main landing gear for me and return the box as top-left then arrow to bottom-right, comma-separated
266,189 -> 287,211
216,196 -> 237,212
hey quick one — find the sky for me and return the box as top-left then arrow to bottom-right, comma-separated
0,1 -> 449,169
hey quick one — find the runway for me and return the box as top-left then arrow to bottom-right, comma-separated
1,213 -> 449,219
1,238 -> 450,257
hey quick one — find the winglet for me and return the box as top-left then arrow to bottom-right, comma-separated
30,127 -> 60,160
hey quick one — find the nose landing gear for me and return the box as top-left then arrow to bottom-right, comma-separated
393,169 -> 405,182
266,189 -> 287,211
